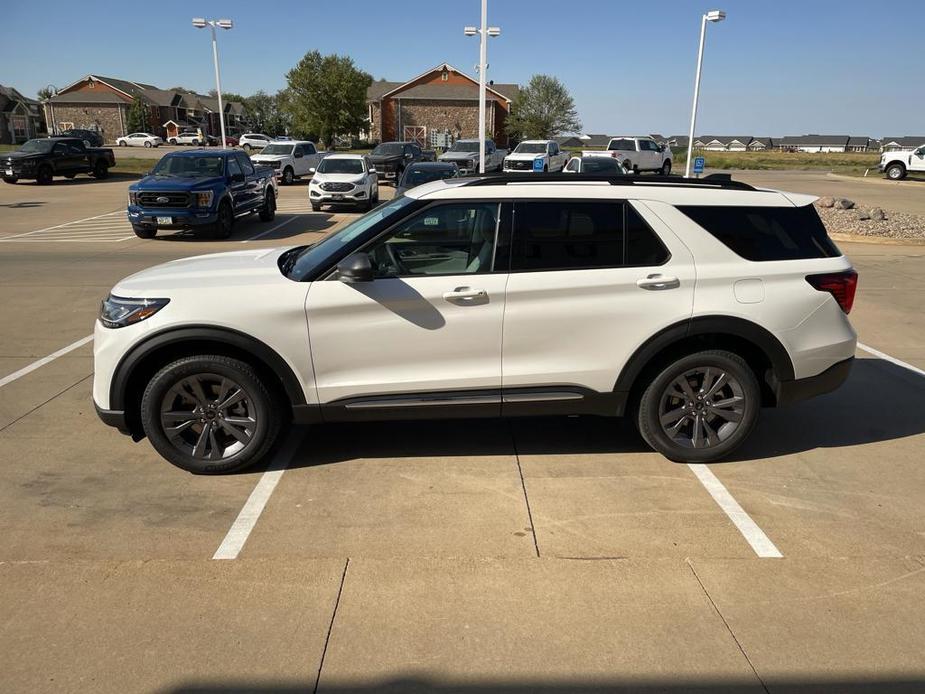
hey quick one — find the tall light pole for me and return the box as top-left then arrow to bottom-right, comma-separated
685,9 -> 725,177
192,17 -> 233,149
464,0 -> 501,174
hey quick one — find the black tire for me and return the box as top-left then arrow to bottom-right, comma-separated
259,188 -> 276,221
242,143 -> 252,152
661,161 -> 672,176
119,141 -> 127,147
212,200 -> 234,239
168,138 -> 178,146
92,161 -> 109,179
144,141 -> 152,148
140,355 -> 282,474
64,173 -> 76,179
636,350 -> 760,463
359,197 -> 373,212
311,203 -> 321,212
281,167 -> 294,185
36,165 -> 53,185
132,225 -> 157,239
885,163 -> 906,180
2,176 -> 17,184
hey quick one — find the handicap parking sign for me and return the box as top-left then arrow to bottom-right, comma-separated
533,158 -> 545,172
693,157 -> 705,174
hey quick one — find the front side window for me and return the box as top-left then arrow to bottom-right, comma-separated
366,203 -> 499,278
226,157 -> 242,178
53,143 -> 67,155
237,153 -> 255,176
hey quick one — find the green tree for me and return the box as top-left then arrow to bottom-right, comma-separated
37,86 -> 55,101
126,97 -> 149,133
283,50 -> 371,145
505,74 -> 581,140
242,90 -> 291,136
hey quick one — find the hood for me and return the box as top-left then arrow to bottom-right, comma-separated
132,174 -> 225,191
113,247 -> 291,295
439,151 -> 478,162
3,151 -> 44,162
312,172 -> 366,184
252,154 -> 290,162
368,153 -> 404,164
506,152 -> 547,161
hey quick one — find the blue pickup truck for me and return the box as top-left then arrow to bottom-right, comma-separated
127,149 -> 277,239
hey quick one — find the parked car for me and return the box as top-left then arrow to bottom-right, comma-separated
368,141 -> 436,183
239,133 -> 272,152
94,172 -> 858,473
308,154 -> 378,211
880,144 -> 925,180
395,161 -> 459,196
223,135 -> 240,147
116,132 -> 163,148
438,138 -> 506,174
126,149 -> 277,239
584,137 -> 673,175
251,140 -> 327,185
58,128 -> 103,147
502,140 -> 569,172
168,129 -> 206,146
1,137 -> 115,185
563,156 -> 626,174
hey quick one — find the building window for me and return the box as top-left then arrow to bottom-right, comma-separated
11,115 -> 28,141
441,70 -> 448,81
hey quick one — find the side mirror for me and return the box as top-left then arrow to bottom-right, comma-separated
368,167 -> 377,174
308,167 -> 316,174
294,152 -> 303,158
336,252 -> 375,283
230,173 -> 245,183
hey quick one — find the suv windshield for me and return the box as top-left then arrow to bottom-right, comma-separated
513,143 -> 548,154
318,158 -> 364,174
261,144 -> 294,155
372,143 -> 404,156
152,155 -> 225,177
19,139 -> 54,154
448,141 -> 479,152
283,196 -> 417,280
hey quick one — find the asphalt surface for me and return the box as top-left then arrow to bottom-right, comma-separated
0,173 -> 923,693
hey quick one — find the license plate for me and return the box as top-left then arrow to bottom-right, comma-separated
156,216 -> 172,225
332,194 -> 344,201
385,172 -> 395,178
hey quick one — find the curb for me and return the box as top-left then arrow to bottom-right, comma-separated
825,172 -> 925,187
829,231 -> 925,247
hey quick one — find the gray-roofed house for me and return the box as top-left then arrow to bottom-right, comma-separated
0,85 -> 46,144
366,63 -> 519,147
693,136 -> 754,151
846,136 -> 873,152
881,136 -> 925,152
747,137 -> 774,151
777,135 -> 850,153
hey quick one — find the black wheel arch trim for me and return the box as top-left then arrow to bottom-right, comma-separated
109,325 -> 308,412
613,315 -> 795,397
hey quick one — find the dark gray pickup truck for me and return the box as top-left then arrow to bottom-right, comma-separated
367,141 -> 436,183
1,137 -> 116,184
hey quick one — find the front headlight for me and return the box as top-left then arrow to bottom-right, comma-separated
195,191 -> 213,208
99,295 -> 169,329
128,191 -> 138,205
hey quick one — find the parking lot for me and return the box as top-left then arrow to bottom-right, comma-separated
1,172 -> 924,693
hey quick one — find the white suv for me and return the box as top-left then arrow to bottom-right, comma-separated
308,154 -> 379,211
93,173 -> 858,473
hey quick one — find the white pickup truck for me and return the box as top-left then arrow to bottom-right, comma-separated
438,139 -> 506,174
584,136 -> 673,175
880,145 -> 925,180
250,140 -> 328,185
502,140 -> 569,173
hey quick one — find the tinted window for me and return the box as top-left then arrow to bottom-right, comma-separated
677,205 -> 840,261
626,205 -> 670,265
608,139 -> 636,151
512,202 -> 623,271
227,157 -> 242,177
237,153 -> 255,176
367,203 -> 499,278
581,158 -> 621,174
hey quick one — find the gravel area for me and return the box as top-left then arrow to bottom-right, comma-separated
815,197 -> 925,240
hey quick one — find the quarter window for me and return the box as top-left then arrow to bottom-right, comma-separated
366,203 -> 499,278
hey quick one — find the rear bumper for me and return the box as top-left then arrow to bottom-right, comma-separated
774,357 -> 853,406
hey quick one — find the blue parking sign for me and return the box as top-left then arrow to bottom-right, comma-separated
693,157 -> 705,174
533,158 -> 545,172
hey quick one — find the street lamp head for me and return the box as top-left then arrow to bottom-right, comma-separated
192,17 -> 207,28
216,19 -> 233,29
487,26 -> 501,37
464,26 -> 478,36
705,10 -> 726,22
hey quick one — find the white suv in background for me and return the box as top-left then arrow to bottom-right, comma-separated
239,133 -> 271,152
308,154 -> 379,211
93,172 -> 858,474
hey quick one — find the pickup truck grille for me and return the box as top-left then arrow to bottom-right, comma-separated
138,191 -> 191,208
505,160 -> 532,170
320,182 -> 354,192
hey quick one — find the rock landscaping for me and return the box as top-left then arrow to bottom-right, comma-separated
815,198 -> 925,240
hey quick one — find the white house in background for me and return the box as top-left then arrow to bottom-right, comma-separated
881,136 -> 925,152
693,136 -> 754,151
747,137 -> 774,151
846,136 -> 872,152
777,135 -> 850,153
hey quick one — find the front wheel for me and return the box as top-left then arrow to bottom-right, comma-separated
259,189 -> 276,221
36,165 -> 53,185
281,167 -> 294,185
144,141 -> 152,148
140,355 -> 283,474
660,161 -> 672,176
119,141 -> 127,147
885,163 -> 906,180
636,350 -> 760,463
212,200 -> 234,239
92,161 -> 109,179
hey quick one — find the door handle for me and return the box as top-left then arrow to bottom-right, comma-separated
443,287 -> 487,301
636,274 -> 680,290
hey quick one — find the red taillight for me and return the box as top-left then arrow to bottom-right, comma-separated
806,270 -> 858,314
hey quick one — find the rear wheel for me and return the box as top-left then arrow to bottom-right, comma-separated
212,200 -> 234,239
36,165 -> 53,185
144,141 -> 152,148
259,189 -> 276,221
132,225 -> 156,239
637,350 -> 760,463
140,355 -> 283,474
886,163 -> 906,180
92,160 -> 109,179
660,161 -> 672,176
281,167 -> 294,185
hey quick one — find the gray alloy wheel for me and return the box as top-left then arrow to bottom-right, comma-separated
886,164 -> 905,180
144,141 -> 152,148
282,167 -> 294,185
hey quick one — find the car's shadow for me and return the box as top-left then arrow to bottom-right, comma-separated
149,212 -> 338,243
280,357 -> 924,470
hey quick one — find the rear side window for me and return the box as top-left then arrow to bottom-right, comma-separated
678,205 -> 840,261
511,202 -> 669,271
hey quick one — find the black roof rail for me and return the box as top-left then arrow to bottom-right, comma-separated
460,171 -> 756,191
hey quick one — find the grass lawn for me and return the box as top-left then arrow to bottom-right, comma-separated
111,157 -> 156,176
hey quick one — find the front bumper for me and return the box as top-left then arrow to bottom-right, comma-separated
94,402 -> 132,436
310,187 -> 368,204
773,357 -> 854,406
127,205 -> 218,230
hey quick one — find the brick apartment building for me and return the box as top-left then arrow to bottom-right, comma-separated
367,63 -> 518,147
43,75 -> 246,143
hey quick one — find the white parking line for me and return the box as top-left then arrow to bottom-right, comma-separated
0,335 -> 94,389
0,210 -> 133,243
212,431 -> 303,559
858,343 -> 925,378
687,463 -> 783,558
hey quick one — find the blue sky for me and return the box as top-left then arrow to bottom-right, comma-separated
4,0 -> 923,137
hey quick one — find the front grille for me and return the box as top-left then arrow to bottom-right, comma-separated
256,160 -> 281,169
375,161 -> 396,172
138,191 -> 191,208
506,159 -> 532,170
320,182 -> 354,192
